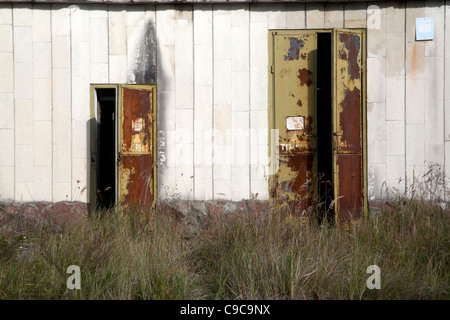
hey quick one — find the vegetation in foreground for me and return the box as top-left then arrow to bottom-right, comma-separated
0,193 -> 448,300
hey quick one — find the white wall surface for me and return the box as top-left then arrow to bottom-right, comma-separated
0,1 -> 449,203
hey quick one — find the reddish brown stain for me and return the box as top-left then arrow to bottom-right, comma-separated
121,155 -> 153,206
297,99 -> 303,107
298,68 -> 313,87
122,88 -> 152,151
336,155 -> 362,222
339,87 -> 361,153
339,33 -> 360,80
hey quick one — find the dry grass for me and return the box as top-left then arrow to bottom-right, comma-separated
0,177 -> 449,299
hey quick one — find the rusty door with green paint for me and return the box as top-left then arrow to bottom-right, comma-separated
332,29 -> 367,227
118,84 -> 157,208
271,30 -> 318,223
270,29 -> 367,225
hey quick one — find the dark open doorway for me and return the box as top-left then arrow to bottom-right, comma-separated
95,88 -> 116,209
316,32 -> 334,223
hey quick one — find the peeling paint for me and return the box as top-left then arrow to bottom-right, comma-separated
298,68 -> 313,87
284,37 -> 305,61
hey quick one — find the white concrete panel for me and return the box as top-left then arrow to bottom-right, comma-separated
89,63 -> 108,83
267,4 -> 287,29
406,78 -> 425,124
230,4 -> 248,27
0,129 -> 14,166
52,35 -> 71,69
72,41 -> 90,78
231,71 -> 249,112
250,179 -> 269,201
0,93 -> 14,128
367,102 -> 386,164
366,57 -> 385,103
156,45 -> 174,91
52,107 -> 71,146
386,32 -> 405,75
385,75 -> 405,121
194,5 -> 212,45
194,86 -> 213,166
33,121 -> 52,166
0,52 -> 13,92
72,120 -> 88,160
446,99 -> 450,141
53,144 -> 71,183
368,163 -> 387,200
52,68 -> 71,107
405,1 -> 425,43
33,79 -> 52,121
72,158 -> 88,202
406,124 -> 425,166
15,182 -> 33,202
194,44 -> 213,86
0,166 -> 14,201
250,4 -> 268,23
175,109 -> 193,144
213,60 -> 231,105
71,76 -> 90,120
424,12 -> 445,57
0,5 -> 12,25
194,166 -> 213,200
90,17 -> 108,64
367,29 -> 386,58
109,55 -> 127,83
324,3 -> 344,28
158,90 -> 175,131
13,4 -> 31,27
231,166 -> 249,201
231,25 -> 249,72
306,3 -> 324,28
213,12 -> 231,60
109,6 -> 127,55
344,2 -> 366,20
51,5 -> 70,36
156,5 -> 175,46
32,6 -> 51,43
15,144 -> 33,182
175,15 -> 193,66
70,5 -> 90,43
286,4 -> 306,29
386,2 -> 404,33
386,121 -> 405,156
386,155 -> 405,181
175,64 -> 194,109
0,25 -> 12,52
231,111 -> 250,166
214,179 -> 232,200
33,165 -> 52,202
425,144 -> 444,165
249,20 -> 268,68
33,42 -> 51,79
14,63 -> 32,100
52,182 -> 71,202
15,99 -> 33,145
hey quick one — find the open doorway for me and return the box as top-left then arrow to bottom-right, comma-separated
95,88 -> 116,209
316,32 -> 334,223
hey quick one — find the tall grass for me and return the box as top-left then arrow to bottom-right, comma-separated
0,194 -> 448,299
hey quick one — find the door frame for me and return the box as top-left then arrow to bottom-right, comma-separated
268,28 -> 368,224
89,84 -> 158,210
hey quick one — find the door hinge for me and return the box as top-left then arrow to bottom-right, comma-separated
271,65 -> 275,74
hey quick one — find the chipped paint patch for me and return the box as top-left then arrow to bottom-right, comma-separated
284,37 -> 305,61
338,33 -> 361,81
298,68 -> 313,87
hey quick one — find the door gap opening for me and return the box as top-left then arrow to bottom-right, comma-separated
316,32 -> 334,223
95,88 -> 116,209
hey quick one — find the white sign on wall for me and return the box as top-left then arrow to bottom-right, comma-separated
416,17 -> 434,41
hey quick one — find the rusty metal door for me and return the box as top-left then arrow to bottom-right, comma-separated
271,31 -> 318,223
117,84 -> 157,208
332,29 -> 366,227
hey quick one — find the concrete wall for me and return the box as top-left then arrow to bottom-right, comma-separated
0,1 -> 449,205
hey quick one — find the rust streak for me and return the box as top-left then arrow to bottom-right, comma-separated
339,87 -> 361,153
339,33 -> 360,80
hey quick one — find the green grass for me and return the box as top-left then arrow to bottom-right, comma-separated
0,196 -> 448,300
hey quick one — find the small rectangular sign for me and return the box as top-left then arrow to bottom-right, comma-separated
416,17 -> 434,41
286,116 -> 304,130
